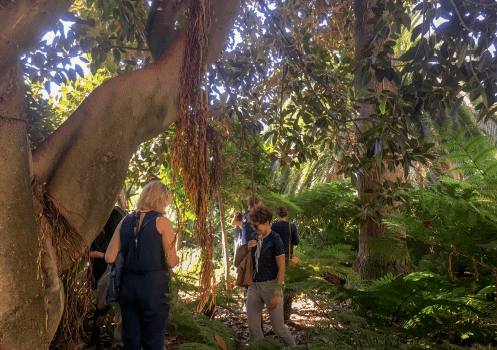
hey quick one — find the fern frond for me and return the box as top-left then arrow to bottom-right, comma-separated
195,314 -> 240,350
243,337 -> 283,350
472,147 -> 496,167
482,160 -> 497,179
463,135 -> 489,155
437,126 -> 497,183
367,272 -> 397,290
175,343 -> 216,350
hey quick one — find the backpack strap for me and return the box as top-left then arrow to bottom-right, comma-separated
128,211 -> 160,258
121,211 -> 140,258
122,211 -> 158,258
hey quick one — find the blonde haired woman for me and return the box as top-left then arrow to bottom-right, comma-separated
106,180 -> 179,350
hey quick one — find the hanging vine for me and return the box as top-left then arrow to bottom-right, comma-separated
171,0 -> 223,312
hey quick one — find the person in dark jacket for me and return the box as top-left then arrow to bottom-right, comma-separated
271,206 -> 299,264
270,206 -> 299,321
242,195 -> 262,244
246,206 -> 296,347
89,207 -> 126,348
231,211 -> 243,262
105,181 -> 179,350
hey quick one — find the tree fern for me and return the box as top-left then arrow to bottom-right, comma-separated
387,178 -> 497,264
298,157 -> 326,192
287,166 -> 303,195
437,126 -> 497,183
289,181 -> 358,243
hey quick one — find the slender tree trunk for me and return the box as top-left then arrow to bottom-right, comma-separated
217,189 -> 232,290
353,0 -> 410,280
117,186 -> 128,210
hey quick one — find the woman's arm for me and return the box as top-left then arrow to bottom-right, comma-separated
231,212 -> 242,228
275,255 -> 285,285
268,254 -> 286,310
105,218 -> 124,263
89,251 -> 105,259
157,216 -> 179,268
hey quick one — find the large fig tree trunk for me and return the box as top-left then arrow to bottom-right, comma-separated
0,64 -> 52,349
0,1 -> 239,348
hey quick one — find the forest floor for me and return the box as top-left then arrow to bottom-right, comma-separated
83,292 -> 333,349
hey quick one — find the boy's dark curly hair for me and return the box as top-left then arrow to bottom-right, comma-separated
247,205 -> 272,225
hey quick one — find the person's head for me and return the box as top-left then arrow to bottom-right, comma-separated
136,180 -> 173,214
232,211 -> 243,228
276,206 -> 288,219
247,205 -> 272,235
247,195 -> 261,210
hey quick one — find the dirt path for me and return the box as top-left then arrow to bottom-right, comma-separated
84,294 -> 331,349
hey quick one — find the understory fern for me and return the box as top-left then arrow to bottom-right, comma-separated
279,239 -> 496,348
175,343 -> 217,350
171,314 -> 240,350
242,337 -> 283,350
307,271 -> 495,349
168,277 -> 240,350
385,179 -> 497,267
365,271 -> 397,289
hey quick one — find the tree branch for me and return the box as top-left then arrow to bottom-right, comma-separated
31,0 -> 240,254
215,61 -> 268,155
258,1 -> 341,100
449,0 -> 474,32
257,0 -> 357,126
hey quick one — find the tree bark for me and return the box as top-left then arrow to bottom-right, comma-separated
217,189 -> 232,290
0,0 -> 240,347
0,64 -> 51,350
354,168 -> 410,280
353,0 -> 410,280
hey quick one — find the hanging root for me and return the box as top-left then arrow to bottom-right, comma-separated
448,251 -> 459,281
32,178 -> 93,348
32,178 -> 88,267
171,0 -> 223,313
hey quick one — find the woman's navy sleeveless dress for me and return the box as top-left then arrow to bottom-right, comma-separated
119,211 -> 170,350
